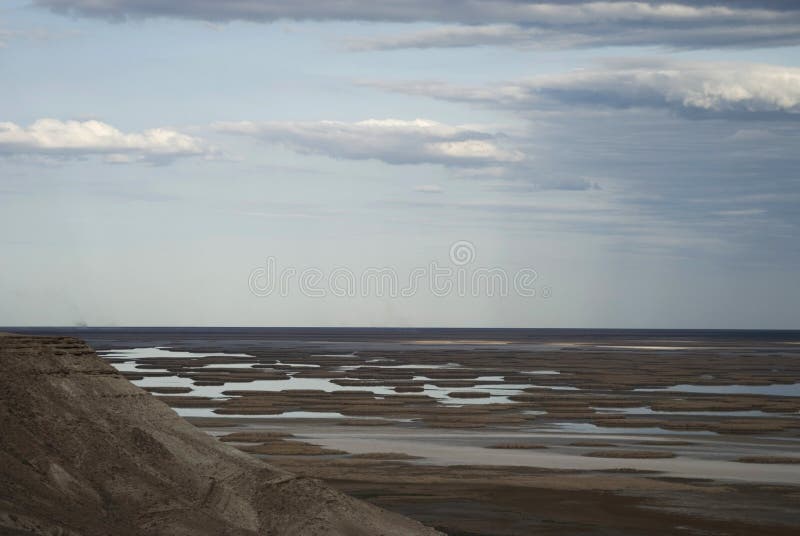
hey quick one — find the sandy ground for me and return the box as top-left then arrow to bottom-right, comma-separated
12,327 -> 800,535
294,430 -> 800,485
190,409 -> 800,534
205,419 -> 800,535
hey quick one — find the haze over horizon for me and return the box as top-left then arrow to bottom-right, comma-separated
2,1 -> 799,329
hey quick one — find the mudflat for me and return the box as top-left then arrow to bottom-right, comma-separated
10,327 -> 800,535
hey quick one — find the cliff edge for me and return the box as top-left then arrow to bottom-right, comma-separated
0,333 -> 442,535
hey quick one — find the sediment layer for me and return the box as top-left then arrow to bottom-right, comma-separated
0,334 -> 440,536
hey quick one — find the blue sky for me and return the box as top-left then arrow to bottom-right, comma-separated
2,1 -> 799,328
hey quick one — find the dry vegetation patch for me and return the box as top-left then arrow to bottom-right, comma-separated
395,386 -> 425,393
185,417 -> 239,428
156,396 -> 221,408
143,386 -> 193,394
583,450 -> 676,459
219,431 -> 293,442
447,391 -> 492,398
238,439 -> 346,456
635,440 -> 695,446
736,456 -> 800,464
349,452 -> 423,460
337,419 -> 395,426
486,443 -> 548,449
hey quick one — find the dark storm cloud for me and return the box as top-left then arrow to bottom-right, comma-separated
353,89 -> 800,262
536,113 -> 800,261
396,121 -> 800,262
34,1 -> 800,50
348,23 -> 800,52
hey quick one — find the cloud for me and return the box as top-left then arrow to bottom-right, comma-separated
381,195 -> 630,236
35,1 -> 800,50
491,177 -> 601,192
727,128 -> 778,141
214,118 -> 597,191
0,118 -> 212,163
367,60 -> 800,119
33,1 -> 800,24
413,184 -> 443,193
0,24 -> 81,47
712,208 -> 766,217
0,27 -> 27,48
214,118 -> 524,166
349,22 -> 800,51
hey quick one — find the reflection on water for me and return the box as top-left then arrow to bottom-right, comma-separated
551,422 -> 716,435
174,407 -> 407,420
597,406 -> 777,417
419,382 -> 530,405
636,383 -> 800,397
595,345 -> 695,350
103,347 -> 535,405
100,347 -> 253,359
200,363 -> 256,369
129,375 -> 528,405
110,361 -> 170,373
339,363 -> 461,370
176,409 -> 349,419
127,375 -> 196,391
175,376 -> 399,398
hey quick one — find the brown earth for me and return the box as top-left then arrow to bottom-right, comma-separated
486,443 -> 548,449
266,457 -> 800,536
0,334 -> 441,536
583,450 -> 677,459
737,456 -> 800,464
237,439 -> 347,456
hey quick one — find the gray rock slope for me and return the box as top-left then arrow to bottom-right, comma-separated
0,333 -> 442,535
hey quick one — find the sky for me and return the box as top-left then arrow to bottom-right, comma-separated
1,0 -> 799,329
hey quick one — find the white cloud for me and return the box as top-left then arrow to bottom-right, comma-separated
0,25 -> 81,47
713,208 -> 766,217
214,118 -> 601,191
214,118 -> 524,166
413,184 -> 443,193
0,118 -> 212,163
728,128 -> 778,141
368,60 -> 800,118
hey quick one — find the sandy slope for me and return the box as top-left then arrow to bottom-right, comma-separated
0,333 -> 441,535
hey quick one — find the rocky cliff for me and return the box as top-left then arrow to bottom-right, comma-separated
0,333 -> 441,535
